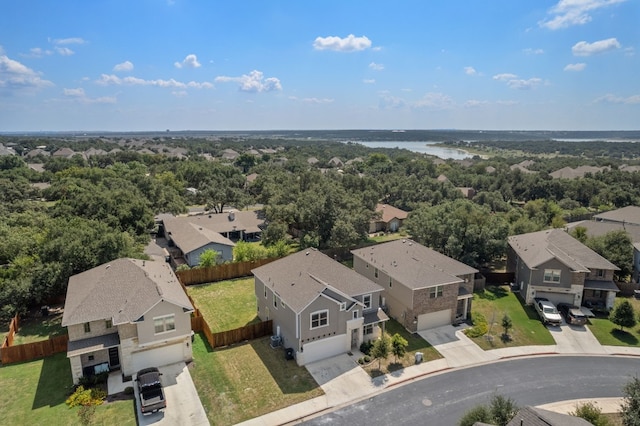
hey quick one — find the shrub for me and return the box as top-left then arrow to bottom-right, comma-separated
65,385 -> 106,408
363,355 -> 371,363
357,357 -> 365,365
569,402 -> 609,426
359,340 -> 373,355
466,312 -> 489,338
124,386 -> 134,395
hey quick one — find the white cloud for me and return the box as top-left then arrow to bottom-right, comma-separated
0,54 -> 54,92
313,34 -> 372,52
464,100 -> 489,108
572,38 -> 621,56
63,87 -> 85,97
96,74 -> 213,89
369,62 -> 384,71
523,48 -> 545,55
363,79 -> 376,84
413,92 -> 455,109
62,87 -> 115,104
172,90 -> 188,97
290,97 -> 334,104
464,66 -> 477,76
506,78 -> 543,90
52,37 -> 86,45
493,73 -> 517,81
113,61 -> 134,72
540,0 -> 627,30
26,47 -> 53,58
594,93 -> 640,104
215,70 -> 281,92
174,54 -> 201,69
564,62 -> 587,71
55,47 -> 74,56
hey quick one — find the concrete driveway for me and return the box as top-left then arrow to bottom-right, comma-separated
547,320 -> 606,354
419,325 -> 500,367
135,362 -> 209,426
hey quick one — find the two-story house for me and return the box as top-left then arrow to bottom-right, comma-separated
352,239 -> 478,333
252,249 -> 387,366
61,258 -> 194,384
507,229 -> 620,309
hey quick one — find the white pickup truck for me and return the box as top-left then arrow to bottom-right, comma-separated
534,298 -> 562,326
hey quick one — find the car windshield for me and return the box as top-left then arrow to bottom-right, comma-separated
543,307 -> 557,314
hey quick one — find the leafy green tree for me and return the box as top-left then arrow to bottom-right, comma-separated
610,300 -> 637,331
198,249 -> 219,268
234,153 -> 257,173
569,402 -> 609,426
501,314 -> 513,339
371,334 -> 390,369
489,394 -> 519,426
459,405 -> 491,426
586,230 -> 633,281
233,241 -> 268,262
621,376 -> 640,426
391,333 -> 408,362
262,221 -> 288,246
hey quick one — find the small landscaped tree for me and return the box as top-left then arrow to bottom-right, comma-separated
391,333 -> 409,362
569,401 -> 609,426
610,300 -> 637,332
371,334 -> 390,369
501,314 -> 513,340
621,376 -> 640,426
198,249 -> 219,268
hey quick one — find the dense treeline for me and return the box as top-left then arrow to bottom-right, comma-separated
1,136 -> 640,320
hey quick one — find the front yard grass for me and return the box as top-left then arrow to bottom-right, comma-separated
361,319 -> 441,377
468,285 -> 555,350
0,352 -> 135,426
588,296 -> 640,347
187,277 -> 260,332
191,333 -> 323,426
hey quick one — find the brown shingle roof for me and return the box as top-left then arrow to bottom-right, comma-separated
164,219 -> 235,254
164,210 -> 264,236
594,206 -> 640,226
508,229 -> 619,272
375,204 -> 408,223
351,240 -> 478,290
252,249 -> 383,314
62,258 -> 193,327
506,406 -> 592,426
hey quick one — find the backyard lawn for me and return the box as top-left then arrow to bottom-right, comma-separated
190,333 -> 323,426
11,313 -> 67,345
468,285 -> 555,350
187,277 -> 260,332
588,296 -> 640,347
0,352 -> 135,426
361,318 -> 442,377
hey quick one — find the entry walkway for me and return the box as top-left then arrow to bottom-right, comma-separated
238,324 -> 640,426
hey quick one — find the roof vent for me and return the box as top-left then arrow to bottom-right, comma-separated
306,251 -> 310,255
105,264 -> 111,269
228,211 -> 236,221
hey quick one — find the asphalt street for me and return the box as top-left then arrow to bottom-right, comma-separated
302,355 -> 640,426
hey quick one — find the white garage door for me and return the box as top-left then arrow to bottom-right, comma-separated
301,334 -> 347,365
131,342 -> 184,373
417,309 -> 451,331
535,292 -> 575,306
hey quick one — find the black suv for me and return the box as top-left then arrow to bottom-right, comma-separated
557,303 -> 587,326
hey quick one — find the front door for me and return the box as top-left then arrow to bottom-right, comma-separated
351,328 -> 359,349
108,347 -> 120,368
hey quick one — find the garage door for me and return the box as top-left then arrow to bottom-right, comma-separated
535,292 -> 575,306
417,309 -> 451,331
131,342 -> 184,373
301,334 -> 347,365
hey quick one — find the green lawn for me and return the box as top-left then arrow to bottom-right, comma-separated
11,314 -> 67,345
469,285 -> 555,350
190,333 -> 323,426
187,277 -> 260,332
588,296 -> 640,347
362,319 -> 442,377
0,353 -> 135,426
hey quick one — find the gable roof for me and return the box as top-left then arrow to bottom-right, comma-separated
508,228 -> 619,272
164,220 -> 235,254
351,239 -> 478,290
62,258 -> 193,327
375,203 -> 409,223
506,406 -> 592,426
550,165 -> 609,179
252,249 -> 383,314
164,210 -> 264,236
594,206 -> 640,227
566,219 -> 640,244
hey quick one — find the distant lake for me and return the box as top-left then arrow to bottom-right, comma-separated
351,141 -> 472,160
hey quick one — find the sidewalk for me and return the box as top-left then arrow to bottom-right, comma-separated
238,324 -> 640,426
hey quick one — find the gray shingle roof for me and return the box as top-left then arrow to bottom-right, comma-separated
508,229 -> 619,272
62,258 -> 193,327
164,210 -> 264,236
164,219 -> 235,254
566,219 -> 640,243
351,239 -> 478,290
506,406 -> 592,426
594,206 -> 640,226
252,249 -> 383,314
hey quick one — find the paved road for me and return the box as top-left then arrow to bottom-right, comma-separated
302,355 -> 640,426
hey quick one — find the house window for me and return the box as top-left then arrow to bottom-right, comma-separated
353,310 -> 359,319
363,294 -> 372,309
340,302 -> 346,311
543,269 -> 561,283
429,286 -> 443,299
84,322 -> 91,333
310,310 -> 328,329
596,269 -> 605,278
264,284 -> 267,298
593,290 -> 603,298
389,278 -> 393,288
274,295 -> 279,309
105,319 -> 112,329
374,268 -> 379,278
88,355 -> 94,361
364,324 -> 374,335
154,314 -> 176,334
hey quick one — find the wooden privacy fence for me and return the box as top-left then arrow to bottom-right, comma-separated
176,257 -> 279,286
1,334 -> 68,364
1,314 -> 19,350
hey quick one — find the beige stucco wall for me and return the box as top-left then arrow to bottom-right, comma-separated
136,301 -> 191,346
255,278 -> 298,350
67,319 -> 116,342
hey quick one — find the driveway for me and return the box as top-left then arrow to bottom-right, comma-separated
419,325 -> 500,367
135,362 -> 209,426
547,320 -> 606,354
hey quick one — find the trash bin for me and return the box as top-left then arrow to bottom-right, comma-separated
415,352 -> 423,364
285,348 -> 295,360
41,306 -> 50,317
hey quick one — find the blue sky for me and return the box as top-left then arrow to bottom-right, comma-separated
0,0 -> 638,131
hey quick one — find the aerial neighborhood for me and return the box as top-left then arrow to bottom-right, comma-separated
2,131 -> 640,425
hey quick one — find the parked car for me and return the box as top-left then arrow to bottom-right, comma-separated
533,298 -> 562,326
557,303 -> 587,326
135,367 -> 166,415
